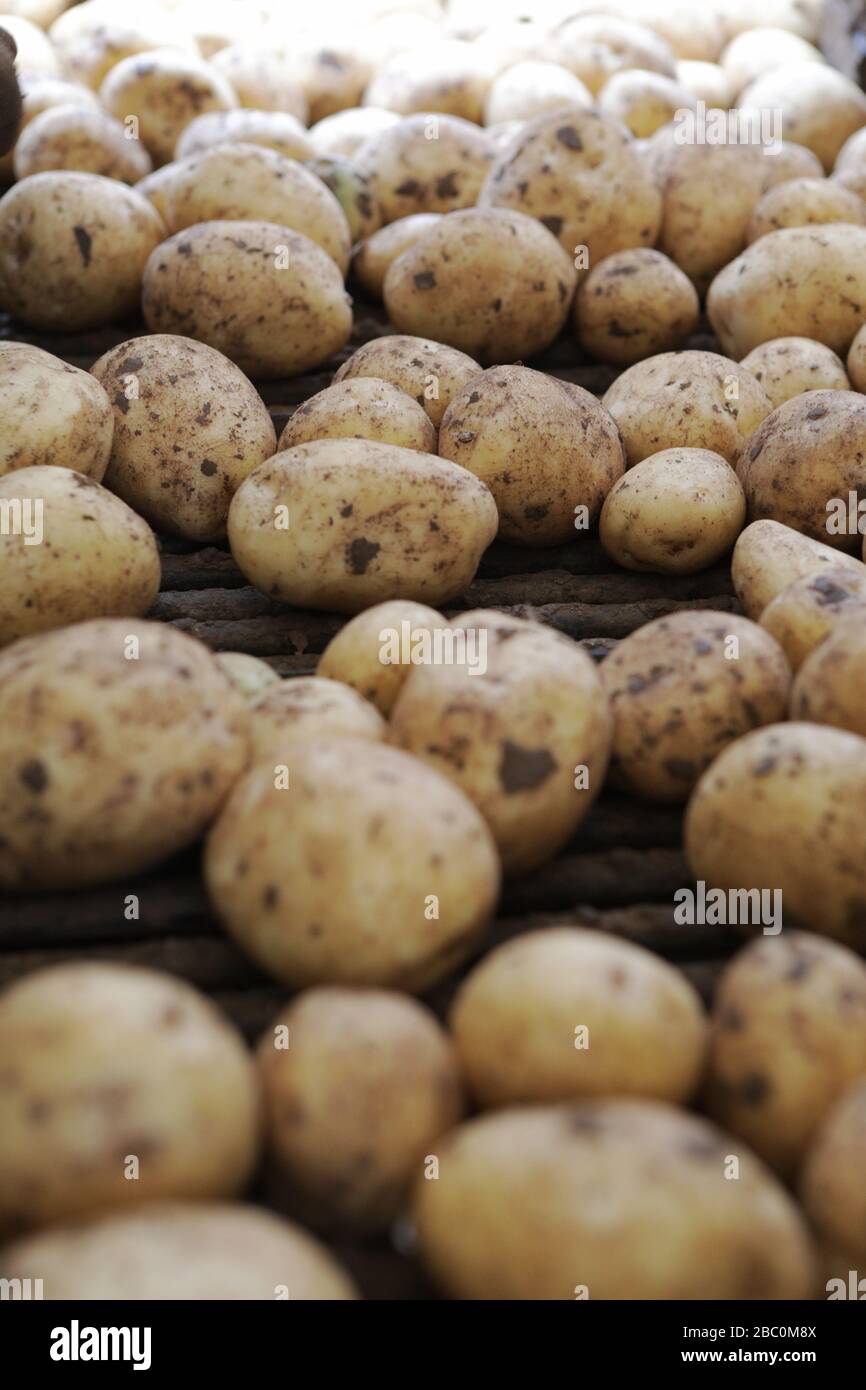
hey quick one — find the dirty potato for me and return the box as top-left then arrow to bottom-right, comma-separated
334,335 -> 481,429
0,343 -> 113,479
801,1079 -> 866,1262
13,103 -> 153,182
732,518 -> 866,619
353,113 -> 494,224
738,63 -> 866,171
99,48 -> 238,166
248,677 -> 386,764
542,14 -> 677,94
575,248 -> 700,366
210,45 -> 308,120
740,337 -> 850,409
278,379 -> 436,454
759,568 -> 866,669
353,214 -> 443,299
174,109 -> 314,162
214,652 -> 281,701
746,177 -> 866,243
482,60 -> 592,125
308,106 -> 400,158
846,321 -> 866,391
598,69 -> 696,138
790,615 -> 866,736
306,155 -> 382,245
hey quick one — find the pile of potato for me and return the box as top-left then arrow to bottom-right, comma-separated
1,0 -> 866,1302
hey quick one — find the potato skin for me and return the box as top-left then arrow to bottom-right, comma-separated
599,69 -> 696,139
204,739 -> 500,993
306,155 -> 382,245
790,615 -> 866,736
353,213 -> 442,300
601,611 -> 790,802
0,963 -> 260,1237
228,440 -> 498,615
249,677 -> 386,763
738,62 -> 866,172
846,320 -> 866,392
388,610 -> 612,875
141,221 -> 352,381
309,107 -> 400,159
91,334 -> 277,542
732,518 -> 866,619
575,248 -> 699,366
99,48 -> 238,166
801,1080 -> 866,1261
353,113 -> 494,224
0,343 -> 113,479
334,334 -> 481,428
451,927 -> 707,1107
438,366 -> 624,547
317,599 -> 444,715
174,109 -> 314,163
656,144 -> 773,294
736,390 -> 866,551
0,1202 -> 356,1300
704,933 -> 866,1177
384,208 -> 576,365
258,988 -> 463,1233
760,568 -> 866,670
0,619 -> 250,891
600,447 -> 745,574
483,59 -> 592,126
413,1101 -> 815,1300
602,350 -> 772,467
685,722 -> 866,951
477,107 -> 662,266
543,15 -> 677,94
13,102 -> 153,182
0,172 -> 164,332
214,652 -> 280,700
708,226 -> 866,359
746,177 -> 866,244
278,378 -> 436,454
0,467 -> 160,647
741,337 -> 850,409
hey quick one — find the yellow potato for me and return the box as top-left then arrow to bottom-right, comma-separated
306,155 -> 382,245
0,342 -> 112,479
0,466 -> 160,647
542,14 -> 677,94
141,221 -> 352,380
134,161 -> 184,221
801,1080 -> 866,1262
99,48 -> 238,166
732,518 -> 866,618
759,568 -> 866,669
483,60 -> 592,126
389,610 -> 612,875
204,738 -> 500,992
685,721 -> 866,951
0,74 -> 100,179
284,44 -> 372,124
599,69 -> 696,138
741,337 -> 850,409
0,963 -> 260,1236
846,320 -> 866,392
738,63 -> 866,171
704,932 -> 866,1176
174,108 -> 314,162
746,177 -> 866,243
658,144 -> 777,293
721,26 -> 825,98
0,172 -> 164,332
0,619 -> 250,891
353,214 -> 442,300
575,247 -> 699,366
227,439 -> 498,614
353,113 -> 494,224
210,45 -> 308,121
361,40 -> 495,124
333,334 -> 481,428
675,59 -> 730,107
451,927 -> 707,1107
790,615 -> 866,737
600,447 -> 746,574
214,652 -> 280,700
90,334 -> 277,542
308,106 -> 400,158
13,102 -> 153,182
48,9 -> 197,91
278,378 -> 436,454
317,599 -> 444,715
248,677 -> 386,763
438,365 -> 624,547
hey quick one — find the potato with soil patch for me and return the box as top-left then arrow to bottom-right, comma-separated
740,337 -> 850,409
759,568 -> 866,669
575,248 -> 699,366
353,213 -> 442,299
746,177 -> 866,243
214,652 -> 280,701
174,109 -> 314,162
334,334 -> 480,428
278,379 -> 436,454
790,616 -> 866,737
353,113 -> 494,224
248,677 -> 386,763
99,48 -> 238,166
306,155 -> 381,245
732,518 -> 866,619
0,343 -> 112,479
13,103 -> 153,182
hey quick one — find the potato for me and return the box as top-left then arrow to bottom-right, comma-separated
158,144 -> 352,275
720,0 -> 823,41
353,113 -> 494,224
708,226 -> 866,361
248,677 -> 386,764
438,366 -> 624,547
205,738 -> 500,992
791,615 -> 866,736
362,40 -> 495,124
763,140 -> 826,184
736,390 -> 866,551
600,447 -> 746,574
635,4 -> 727,62
834,123 -> 866,173
733,519 -> 866,620
477,108 -> 662,267
278,379 -> 435,454
389,610 -> 612,875
738,63 -> 866,172
0,75 -> 100,179
210,45 -> 308,121
0,619 -> 249,891
284,44 -> 372,125
334,335 -> 481,429
575,247 -> 699,366
413,1101 -> 814,1299
759,568 -> 866,670
0,962 -> 259,1236
675,59 -> 730,107
48,9 -> 198,91
12,102 -> 152,182
0,466 -> 160,647
740,337 -> 850,409
746,178 -> 866,244
602,350 -> 772,467
599,69 -> 696,138
0,172 -> 164,332
0,1201 -> 356,1300
134,161 -> 184,221
801,1079 -> 866,1261
685,721 -> 866,951
720,26 -> 825,98
353,214 -> 442,300
600,610 -> 790,801
174,109 -> 314,162
306,155 -> 381,246
451,927 -> 707,1108
99,48 -> 238,166
0,13 -> 58,76
90,334 -> 277,542
704,932 -> 866,1177
258,988 -> 463,1233
317,599 -> 444,715
384,208 -> 576,365
543,15 -> 677,95
483,60 -> 591,126
846,321 -> 866,392
227,439 -> 497,614
308,105 -> 400,159
141,221 -> 352,381
214,651 -> 280,700
0,342 -> 112,479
